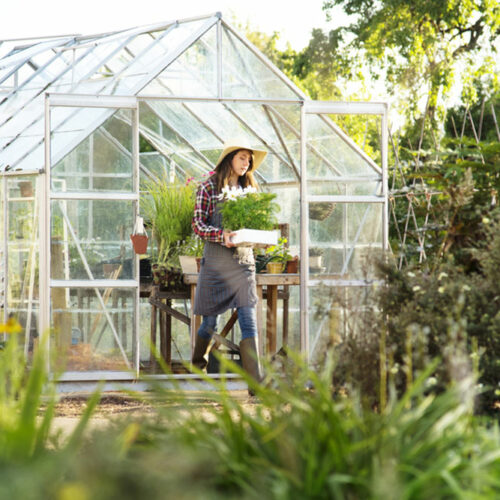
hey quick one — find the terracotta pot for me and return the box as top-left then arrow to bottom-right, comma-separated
286,257 -> 299,274
130,233 -> 148,254
266,261 -> 284,274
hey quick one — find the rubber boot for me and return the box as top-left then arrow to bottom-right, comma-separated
192,336 -> 211,371
239,337 -> 262,395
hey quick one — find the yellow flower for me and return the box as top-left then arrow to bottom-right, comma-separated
0,317 -> 23,334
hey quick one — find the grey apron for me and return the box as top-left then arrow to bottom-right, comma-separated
193,202 -> 257,316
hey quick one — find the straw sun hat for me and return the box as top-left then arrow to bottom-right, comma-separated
215,138 -> 267,170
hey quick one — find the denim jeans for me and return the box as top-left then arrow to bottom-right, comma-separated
197,306 -> 258,341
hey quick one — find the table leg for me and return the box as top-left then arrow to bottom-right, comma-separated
164,298 -> 172,367
150,287 -> 157,370
266,284 -> 278,355
256,285 -> 264,357
190,284 -> 201,358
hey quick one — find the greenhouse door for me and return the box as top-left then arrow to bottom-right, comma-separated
300,101 -> 388,361
41,95 -> 141,378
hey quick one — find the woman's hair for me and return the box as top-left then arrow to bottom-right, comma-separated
213,149 -> 259,193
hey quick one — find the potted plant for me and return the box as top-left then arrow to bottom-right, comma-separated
264,237 -> 292,274
179,234 -> 205,274
309,247 -> 324,269
219,186 -> 280,247
141,176 -> 196,290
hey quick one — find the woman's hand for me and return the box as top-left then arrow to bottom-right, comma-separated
223,230 -> 236,247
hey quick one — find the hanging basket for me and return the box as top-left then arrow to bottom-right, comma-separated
309,202 -> 336,221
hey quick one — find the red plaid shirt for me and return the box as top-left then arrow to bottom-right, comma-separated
192,177 -> 224,243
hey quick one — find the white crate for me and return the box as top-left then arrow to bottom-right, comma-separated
230,229 -> 279,248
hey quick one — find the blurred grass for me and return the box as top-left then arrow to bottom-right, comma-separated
2,323 -> 500,499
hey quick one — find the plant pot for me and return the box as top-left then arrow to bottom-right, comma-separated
130,233 -> 148,254
266,261 -> 284,274
286,257 -> 299,274
309,255 -> 323,268
179,255 -> 197,274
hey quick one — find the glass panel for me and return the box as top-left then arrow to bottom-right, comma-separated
52,109 -> 133,192
222,27 -> 300,100
6,177 -> 39,347
0,177 -> 4,319
309,202 -> 383,278
307,114 -> 377,178
51,199 -> 135,280
51,287 -> 134,371
139,152 -> 169,186
308,285 -> 372,363
140,25 -> 217,97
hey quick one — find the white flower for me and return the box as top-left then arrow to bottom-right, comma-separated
407,271 -> 415,277
438,272 -> 448,281
438,286 -> 445,294
412,285 -> 421,292
482,217 -> 490,224
462,285 -> 471,292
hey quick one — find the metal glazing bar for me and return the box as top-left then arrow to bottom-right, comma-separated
381,107 -> 389,250
132,106 -> 140,375
305,101 -> 387,115
2,177 -> 7,323
48,93 -> 137,108
309,195 -> 384,203
299,103 -> 309,359
308,279 -> 383,287
40,96 -> 50,355
50,192 -> 138,201
137,95 -> 304,105
216,18 -> 222,99
51,280 -> 138,288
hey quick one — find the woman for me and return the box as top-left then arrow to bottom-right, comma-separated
191,139 -> 267,389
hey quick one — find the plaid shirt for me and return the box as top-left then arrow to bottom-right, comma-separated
192,177 -> 224,243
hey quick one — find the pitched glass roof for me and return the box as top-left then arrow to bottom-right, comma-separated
0,13 -> 378,183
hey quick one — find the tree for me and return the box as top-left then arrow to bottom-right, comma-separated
322,0 -> 500,129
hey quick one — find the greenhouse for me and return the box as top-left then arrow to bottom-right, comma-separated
0,12 -> 388,383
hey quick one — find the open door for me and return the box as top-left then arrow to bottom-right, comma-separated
41,94 -> 140,378
300,101 -> 388,362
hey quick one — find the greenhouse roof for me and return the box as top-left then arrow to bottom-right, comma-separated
0,12 -> 380,182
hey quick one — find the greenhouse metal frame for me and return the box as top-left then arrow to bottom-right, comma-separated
0,12 -> 388,382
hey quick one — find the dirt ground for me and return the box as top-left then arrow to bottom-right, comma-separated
51,390 -> 253,436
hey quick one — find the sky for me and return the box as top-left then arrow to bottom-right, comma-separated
0,0 -> 344,51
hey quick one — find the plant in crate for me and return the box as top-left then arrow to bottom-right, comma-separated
219,186 -> 280,246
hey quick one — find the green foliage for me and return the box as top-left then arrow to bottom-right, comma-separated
392,137 -> 500,268
265,237 -> 292,263
220,192 -> 279,231
141,177 -> 196,265
323,0 -> 500,125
